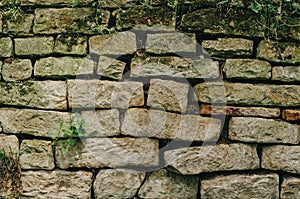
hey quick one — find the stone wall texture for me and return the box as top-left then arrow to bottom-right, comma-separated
0,0 -> 299,198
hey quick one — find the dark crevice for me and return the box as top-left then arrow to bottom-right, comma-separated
217,116 -> 231,144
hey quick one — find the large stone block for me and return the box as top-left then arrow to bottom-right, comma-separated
138,169 -> 198,199
2,59 -> 32,81
281,177 -> 300,199
0,37 -> 13,57
53,35 -> 87,55
97,56 -> 126,80
68,80 -> 144,109
121,108 -> 221,141
20,170 -> 92,199
55,138 -> 159,169
229,117 -> 300,144
0,81 -> 67,110
14,37 -> 54,56
3,14 -> 34,35
165,143 -> 259,175
94,169 -> 145,199
201,174 -> 279,199
262,145 -> 300,174
272,66 -> 300,82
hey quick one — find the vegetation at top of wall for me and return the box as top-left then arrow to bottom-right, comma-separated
0,0 -> 24,22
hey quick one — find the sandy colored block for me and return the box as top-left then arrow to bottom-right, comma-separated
3,14 -> 34,35
2,59 -> 32,81
97,56 -> 126,80
0,37 -> 13,57
272,66 -> 300,82
14,37 -> 54,56
53,35 -> 87,55
281,177 -> 300,199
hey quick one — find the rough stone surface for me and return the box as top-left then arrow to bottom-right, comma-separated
20,170 -> 92,199
223,59 -> 271,80
200,104 -> 280,118
0,37 -> 13,57
257,41 -> 300,64
194,82 -> 300,106
0,134 -> 19,160
89,32 -> 136,55
283,109 -> 300,121
2,59 -> 32,81
55,138 -> 159,169
121,108 -> 221,141
34,57 -> 94,77
68,80 -> 144,109
21,0 -> 90,6
34,8 -> 109,34
138,169 -> 198,199
97,56 -> 126,80
272,66 -> 300,82
201,174 -> 279,199
165,143 -> 259,175
14,37 -> 54,56
3,14 -> 34,35
281,177 -> 300,199
20,140 -> 55,170
147,79 -> 189,113
202,38 -> 253,58
0,81 -> 67,110
262,145 -> 300,174
0,108 -> 70,137
53,35 -> 87,55
130,57 -> 219,79
81,109 -> 120,137
94,169 -> 145,199
229,117 -> 300,144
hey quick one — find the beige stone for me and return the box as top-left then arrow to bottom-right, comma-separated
3,14 -> 34,35
272,66 -> 300,82
53,35 -> 87,55
281,177 -> 300,199
97,56 -> 126,80
0,134 -> 19,160
2,59 -> 32,81
0,37 -> 13,57
21,0 -> 90,6
14,37 -> 54,56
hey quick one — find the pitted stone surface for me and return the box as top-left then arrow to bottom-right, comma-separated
54,35 -> 87,55
272,66 -> 300,82
97,56 -> 126,80
2,59 -> 32,81
0,37 -> 13,57
281,177 -> 300,199
14,37 -> 54,56
3,14 -> 34,35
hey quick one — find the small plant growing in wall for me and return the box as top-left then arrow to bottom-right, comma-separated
0,0 -> 24,22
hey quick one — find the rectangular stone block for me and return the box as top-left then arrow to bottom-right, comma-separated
0,134 -> 19,160
262,145 -> 300,174
283,109 -> 300,121
272,66 -> 300,82
121,108 -> 221,141
20,170 -> 92,199
55,138 -> 159,169
21,0 -> 90,6
3,14 -> 34,35
14,37 -> 54,56
281,177 -> 300,199
2,59 -> 32,81
229,117 -> 300,144
53,35 -> 87,55
201,174 -> 279,199
97,56 -> 126,80
0,37 -> 13,57
164,143 -> 259,175
0,81 -> 67,110
194,82 -> 300,107
68,80 -> 144,109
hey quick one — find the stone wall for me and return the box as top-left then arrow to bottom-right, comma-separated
0,0 -> 299,198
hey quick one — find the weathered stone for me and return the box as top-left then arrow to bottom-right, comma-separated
0,81 -> 67,110
0,37 -> 13,57
200,104 -> 280,118
121,108 -> 221,141
53,35 -> 87,55
202,38 -> 253,58
68,80 -> 144,109
138,169 -> 198,199
3,14 -> 34,35
0,134 -> 19,160
147,79 -> 189,113
20,140 -> 54,170
283,109 -> 300,121
21,0 -> 90,6
223,59 -> 271,80
55,138 -> 159,169
2,59 -> 32,81
89,32 -> 136,55
97,56 -> 126,80
281,177 -> 300,199
262,145 -> 300,174
0,108 -> 70,137
165,143 -> 259,175
257,40 -> 300,64
94,169 -> 145,199
130,57 -> 219,79
229,117 -> 300,144
194,82 -> 300,106
20,170 -> 92,199
81,109 -> 120,137
116,5 -> 176,31
14,37 -> 54,56
34,57 -> 94,78
34,8 -> 109,34
272,66 -> 300,82
201,174 -> 279,199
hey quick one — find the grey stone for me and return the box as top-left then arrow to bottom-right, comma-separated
20,170 -> 92,199
281,177 -> 300,199
94,169 -> 145,199
229,117 -> 300,144
55,138 -> 159,169
21,0 -> 90,6
3,14 -> 34,35
53,35 -> 87,55
0,81 -> 67,110
14,37 -> 54,56
97,56 -> 126,80
165,143 -> 259,175
262,145 -> 300,174
272,66 -> 300,82
0,134 -> 19,160
2,59 -> 32,81
20,140 -> 55,170
147,79 -> 189,113
201,174 -> 279,199
138,169 -> 198,199
0,37 -> 13,57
